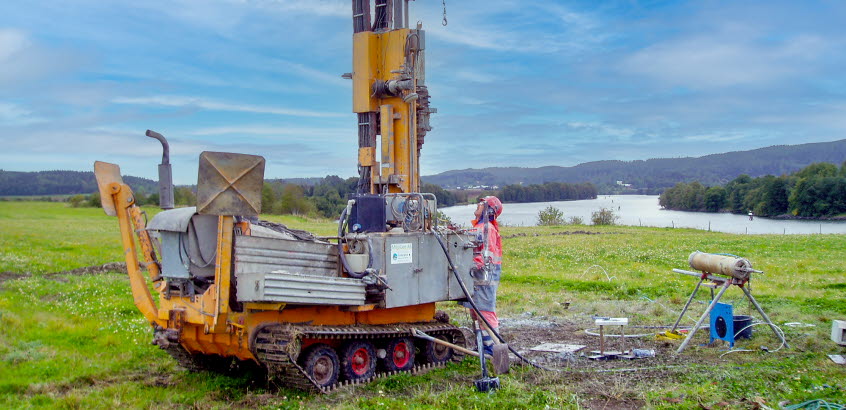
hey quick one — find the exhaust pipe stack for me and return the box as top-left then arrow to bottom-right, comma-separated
146,129 -> 174,210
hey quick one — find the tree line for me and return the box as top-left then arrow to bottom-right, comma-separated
659,162 -> 846,218
424,139 -> 846,194
498,182 -> 597,203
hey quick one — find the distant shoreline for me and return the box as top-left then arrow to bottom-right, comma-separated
659,208 -> 846,222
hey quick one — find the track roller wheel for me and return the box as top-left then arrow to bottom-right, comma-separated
421,333 -> 454,364
341,341 -> 376,381
383,337 -> 415,372
300,344 -> 340,388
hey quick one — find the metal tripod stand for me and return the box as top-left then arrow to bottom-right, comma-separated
670,269 -> 788,353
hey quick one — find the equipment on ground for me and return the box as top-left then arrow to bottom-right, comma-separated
588,317 -> 632,360
709,303 -> 736,348
473,328 -> 500,393
669,252 -> 787,353
832,320 -> 846,346
478,318 -> 510,373
95,1 -> 484,392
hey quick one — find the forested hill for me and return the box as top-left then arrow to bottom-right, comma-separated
0,170 -> 160,196
5,139 -> 846,196
0,170 -> 328,197
423,139 -> 846,193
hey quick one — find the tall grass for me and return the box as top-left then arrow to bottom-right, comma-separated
1,202 -> 844,408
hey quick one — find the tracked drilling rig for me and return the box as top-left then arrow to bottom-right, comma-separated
94,1 -> 478,392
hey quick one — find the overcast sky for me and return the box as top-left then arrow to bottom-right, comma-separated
1,0 -> 845,184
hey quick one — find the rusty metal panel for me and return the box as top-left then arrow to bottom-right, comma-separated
236,272 -> 365,305
196,151 -> 265,216
234,235 -> 338,277
93,161 -> 124,216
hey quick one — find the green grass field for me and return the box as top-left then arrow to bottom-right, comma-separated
1,201 -> 845,409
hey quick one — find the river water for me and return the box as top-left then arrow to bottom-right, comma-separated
439,195 -> 846,235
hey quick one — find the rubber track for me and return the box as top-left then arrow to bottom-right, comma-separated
252,322 -> 466,393
162,344 -> 209,372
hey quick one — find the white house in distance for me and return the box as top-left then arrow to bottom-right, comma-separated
616,180 -> 632,188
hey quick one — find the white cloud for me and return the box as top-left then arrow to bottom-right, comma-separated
269,58 -> 348,87
564,121 -> 635,140
112,95 -> 345,118
683,132 -> 749,143
621,32 -> 829,88
0,28 -> 28,61
185,124 -> 353,143
0,28 -> 83,87
258,0 -> 347,17
0,101 -> 43,125
424,2 -> 603,55
453,69 -> 499,84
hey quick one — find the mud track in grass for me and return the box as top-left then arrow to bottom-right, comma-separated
0,262 -> 130,285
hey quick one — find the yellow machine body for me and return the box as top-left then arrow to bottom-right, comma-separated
96,1 -> 469,392
96,169 -> 440,363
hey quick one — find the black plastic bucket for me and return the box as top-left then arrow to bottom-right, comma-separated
734,315 -> 753,339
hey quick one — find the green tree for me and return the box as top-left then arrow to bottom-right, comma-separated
757,177 -> 789,216
277,184 -> 315,216
726,175 -> 752,213
421,183 -> 457,207
88,192 -> 102,208
174,187 -> 196,206
682,181 -> 706,210
703,186 -> 727,212
795,162 -> 837,179
261,183 -> 276,214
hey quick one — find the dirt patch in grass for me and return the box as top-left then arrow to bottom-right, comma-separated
25,370 -> 172,398
501,319 -> 699,370
0,271 -> 27,284
52,262 -> 128,275
0,262 -> 129,285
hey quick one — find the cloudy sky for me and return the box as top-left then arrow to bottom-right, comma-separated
1,0 -> 845,184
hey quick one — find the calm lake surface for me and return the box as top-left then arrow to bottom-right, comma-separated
440,195 -> 846,235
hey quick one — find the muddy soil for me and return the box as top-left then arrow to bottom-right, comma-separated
499,318 -> 689,371
0,262 -> 130,287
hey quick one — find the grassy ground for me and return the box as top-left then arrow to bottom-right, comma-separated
1,201 -> 844,409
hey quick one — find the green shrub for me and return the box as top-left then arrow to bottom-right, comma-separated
536,205 -> 565,226
67,194 -> 86,208
591,207 -> 619,225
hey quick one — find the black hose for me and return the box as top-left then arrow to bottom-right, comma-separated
431,229 -> 560,372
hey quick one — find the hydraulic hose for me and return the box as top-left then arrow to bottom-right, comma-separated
431,229 -> 559,372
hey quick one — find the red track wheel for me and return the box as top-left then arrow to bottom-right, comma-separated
383,337 -> 415,371
299,344 -> 340,388
341,341 -> 376,381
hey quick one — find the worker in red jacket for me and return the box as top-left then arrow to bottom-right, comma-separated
464,195 -> 503,354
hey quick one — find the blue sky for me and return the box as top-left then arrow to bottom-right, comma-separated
1,0 -> 845,184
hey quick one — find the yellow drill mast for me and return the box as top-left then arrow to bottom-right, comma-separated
351,0 -> 434,194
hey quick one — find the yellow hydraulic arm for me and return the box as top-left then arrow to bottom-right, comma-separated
94,161 -> 166,328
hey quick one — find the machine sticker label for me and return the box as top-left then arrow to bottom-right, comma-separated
390,243 -> 413,264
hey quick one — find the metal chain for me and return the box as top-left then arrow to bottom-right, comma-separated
442,0 -> 448,26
